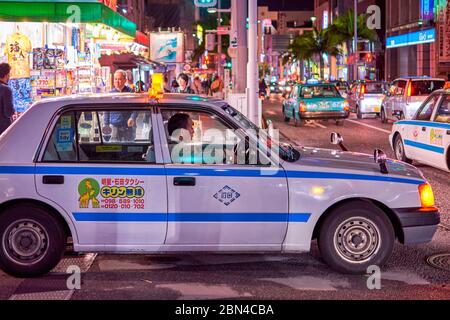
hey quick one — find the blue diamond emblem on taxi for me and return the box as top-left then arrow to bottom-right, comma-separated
213,186 -> 241,206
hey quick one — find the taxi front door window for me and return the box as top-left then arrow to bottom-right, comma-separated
161,109 -> 269,166
415,95 -> 440,121
435,95 -> 450,123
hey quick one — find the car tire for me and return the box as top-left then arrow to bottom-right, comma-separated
282,107 -> 290,123
318,200 -> 395,274
356,105 -> 363,119
381,107 -> 388,123
394,134 -> 413,164
294,112 -> 304,127
0,204 -> 66,277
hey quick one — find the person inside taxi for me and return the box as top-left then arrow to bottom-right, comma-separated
103,69 -> 137,141
167,113 -> 196,163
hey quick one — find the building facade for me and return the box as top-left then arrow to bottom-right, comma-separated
257,5 -> 314,80
385,0 -> 437,80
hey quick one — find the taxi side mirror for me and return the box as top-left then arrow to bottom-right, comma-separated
374,148 -> 389,174
331,132 -> 348,152
331,132 -> 343,145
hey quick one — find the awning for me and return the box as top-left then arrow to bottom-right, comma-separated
135,31 -> 149,47
0,0 -> 136,37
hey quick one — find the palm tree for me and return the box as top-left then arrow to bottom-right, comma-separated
288,27 -> 341,79
329,9 -> 378,48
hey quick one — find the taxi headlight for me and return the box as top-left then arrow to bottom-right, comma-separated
270,86 -> 275,90
419,183 -> 435,208
286,86 -> 292,92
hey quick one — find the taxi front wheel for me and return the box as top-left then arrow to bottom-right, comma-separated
0,204 -> 66,277
318,201 -> 395,274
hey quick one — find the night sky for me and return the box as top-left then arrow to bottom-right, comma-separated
258,0 -> 314,11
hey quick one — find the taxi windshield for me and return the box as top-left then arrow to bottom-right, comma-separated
221,104 -> 300,162
301,85 -> 340,98
221,104 -> 259,132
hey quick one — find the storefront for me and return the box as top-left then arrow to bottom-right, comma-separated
386,28 -> 436,81
0,0 -> 136,113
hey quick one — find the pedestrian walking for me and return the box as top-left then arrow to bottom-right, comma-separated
210,74 -> 224,99
0,63 -> 14,136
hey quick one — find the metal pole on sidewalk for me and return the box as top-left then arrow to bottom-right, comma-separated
247,0 -> 259,125
354,0 -> 358,82
217,0 -> 222,85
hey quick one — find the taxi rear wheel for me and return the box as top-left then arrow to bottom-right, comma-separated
318,201 -> 395,274
0,204 -> 66,277
282,107 -> 290,122
394,135 -> 413,164
356,105 -> 363,119
380,107 -> 387,123
294,112 -> 304,127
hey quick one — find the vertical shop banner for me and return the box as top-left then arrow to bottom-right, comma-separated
149,33 -> 184,63
440,1 -> 450,62
421,0 -> 435,21
5,32 -> 32,79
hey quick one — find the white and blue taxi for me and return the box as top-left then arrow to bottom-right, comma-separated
390,89 -> 450,172
0,92 -> 440,277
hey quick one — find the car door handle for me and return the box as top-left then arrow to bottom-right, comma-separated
173,177 -> 196,186
42,175 -> 64,185
422,127 -> 427,132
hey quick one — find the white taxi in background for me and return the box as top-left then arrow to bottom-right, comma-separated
0,92 -> 440,277
390,89 -> 450,172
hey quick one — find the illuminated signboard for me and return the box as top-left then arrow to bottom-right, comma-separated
421,0 -> 434,21
386,28 -> 435,48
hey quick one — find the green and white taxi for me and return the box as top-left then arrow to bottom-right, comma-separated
0,93 -> 439,277
282,82 -> 350,126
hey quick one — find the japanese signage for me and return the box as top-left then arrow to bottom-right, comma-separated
421,0 -> 435,21
386,28 -> 436,49
439,1 -> 450,62
5,32 -> 31,79
78,178 -> 146,210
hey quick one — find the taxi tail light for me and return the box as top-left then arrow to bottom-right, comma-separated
419,183 -> 435,208
343,100 -> 350,111
407,82 -> 412,97
300,101 -> 307,112
359,85 -> 365,99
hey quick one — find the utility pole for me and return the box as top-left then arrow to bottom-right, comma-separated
217,0 -> 222,82
231,0 -> 247,93
354,0 -> 358,82
247,0 -> 259,125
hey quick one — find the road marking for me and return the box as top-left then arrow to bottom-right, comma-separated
314,122 -> 327,129
346,119 -> 391,134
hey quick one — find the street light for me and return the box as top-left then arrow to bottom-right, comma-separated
311,16 -> 317,24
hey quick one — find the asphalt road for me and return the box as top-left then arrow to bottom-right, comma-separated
0,95 -> 449,301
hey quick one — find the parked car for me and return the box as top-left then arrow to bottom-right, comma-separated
390,89 -> 450,172
381,77 -> 445,123
347,81 -> 389,119
282,83 -> 350,126
0,92 -> 439,277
